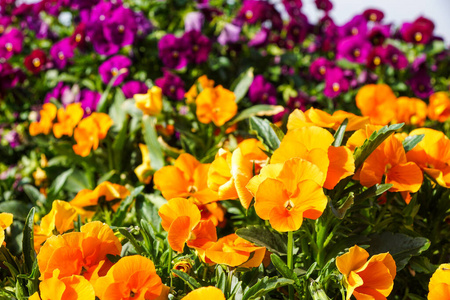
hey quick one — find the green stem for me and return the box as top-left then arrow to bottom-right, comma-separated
168,248 -> 173,291
288,231 -> 294,300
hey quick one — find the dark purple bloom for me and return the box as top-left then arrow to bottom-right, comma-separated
70,0 -> 101,10
185,11 -> 204,32
44,82 -> 74,105
122,81 -> 148,99
50,38 -> 74,69
337,35 -> 372,63
310,57 -> 334,81
385,45 -> 408,70
4,129 -> 20,148
98,55 -> 132,86
286,18 -> 309,47
315,0 -> 332,12
0,28 -> 23,60
366,46 -> 387,69
324,67 -> 349,98
79,89 -> 101,116
282,0 -> 303,19
338,15 -> 367,38
183,30 -> 211,64
158,34 -> 189,70
70,23 -> 87,49
400,16 -> 435,44
155,70 -> 185,101
104,7 -> 137,48
0,17 -> 12,35
409,71 -> 433,99
368,24 -> 391,45
217,23 -> 241,45
135,11 -> 153,38
248,75 -> 277,105
0,63 -> 24,90
411,54 -> 427,72
235,0 -> 282,30
363,9 -> 384,22
248,27 -> 270,48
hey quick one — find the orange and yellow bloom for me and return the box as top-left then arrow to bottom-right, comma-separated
73,112 -> 113,157
428,263 -> 450,299
355,84 -> 397,125
336,245 -> 396,300
428,91 -> 450,122
0,212 -> 13,246
182,286 -> 225,300
135,86 -> 163,116
52,103 -> 84,138
29,103 -> 57,136
196,85 -> 237,126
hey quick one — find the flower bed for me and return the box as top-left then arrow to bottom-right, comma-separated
0,0 -> 449,299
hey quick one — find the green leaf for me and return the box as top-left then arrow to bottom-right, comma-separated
366,232 -> 430,271
136,194 -> 162,230
354,184 -> 393,202
309,280 -> 331,300
109,88 -> 127,132
270,254 -> 302,294
330,193 -> 354,219
0,201 -> 33,221
172,269 -> 202,290
111,186 -> 145,226
249,116 -> 281,152
112,116 -> 129,152
47,168 -> 74,202
333,118 -> 348,147
236,226 -> 287,255
231,67 -> 254,103
22,208 -> 36,274
97,73 -> 124,113
243,276 -> 294,300
402,134 -> 424,152
409,256 -> 438,274
142,115 -> 164,170
353,123 -> 404,170
23,185 -> 46,206
230,105 -> 285,124
118,228 -> 145,255
65,169 -> 92,192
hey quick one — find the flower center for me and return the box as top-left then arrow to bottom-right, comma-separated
58,51 -> 64,60
353,48 -> 361,58
292,28 -> 299,36
172,51 -> 179,58
245,10 -> 253,20
262,93 -> 269,101
351,27 -> 359,35
373,56 -> 381,65
85,107 -> 91,114
75,33 -> 82,42
118,24 -> 125,33
369,13 -> 377,21
188,185 -> 198,194
385,163 -> 392,173
332,82 -> 340,92
0,25 -> 4,34
319,66 -> 326,75
170,85 -> 176,93
414,32 -> 422,42
392,54 -> 398,63
111,67 -> 119,77
99,14 -> 105,21
32,58 -> 41,68
284,200 -> 294,211
192,45 -> 199,52
5,42 -> 12,52
419,84 -> 425,91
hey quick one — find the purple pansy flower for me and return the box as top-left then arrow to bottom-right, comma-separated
385,45 -> 408,70
98,55 -> 132,86
286,18 -> 309,47
185,11 -> 204,32
79,89 -> 101,116
0,17 -> 12,35
337,35 -> 372,63
282,0 -> 303,20
217,23 -> 241,45
104,6 -> 137,48
368,24 -> 391,45
363,9 -> 384,22
366,46 -> 387,69
315,0 -> 332,12
158,34 -> 189,70
0,28 -> 23,60
44,82 -> 73,105
409,71 -> 433,99
135,11 -> 153,38
122,81 -> 148,99
324,67 -> 349,98
310,57 -> 334,81
338,15 -> 367,38
155,70 -> 185,101
248,27 -> 270,48
400,16 -> 435,44
0,63 -> 24,90
183,30 -> 211,64
50,38 -> 74,69
248,75 -> 277,105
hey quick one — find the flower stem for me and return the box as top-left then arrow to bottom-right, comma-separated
288,231 -> 294,300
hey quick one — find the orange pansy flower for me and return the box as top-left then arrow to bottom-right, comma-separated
0,212 -> 13,246
29,269 -> 95,300
406,128 -> 450,188
248,158 -> 327,232
29,103 -> 58,136
336,245 -> 396,300
360,135 -> 423,196
182,286 -> 225,300
185,75 -> 215,104
154,153 -> 218,204
158,198 -> 217,253
53,103 -> 84,138
205,233 -> 266,268
428,263 -> 450,299
94,255 -> 163,300
135,86 -> 163,116
198,202 -> 226,228
355,84 -> 397,125
34,200 -> 78,252
428,91 -> 450,122
37,221 -> 122,282
271,125 -> 355,190
135,143 -> 152,184
73,112 -> 113,157
196,85 -> 237,126
208,149 -> 239,200
393,97 -> 427,126
70,181 -> 129,218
